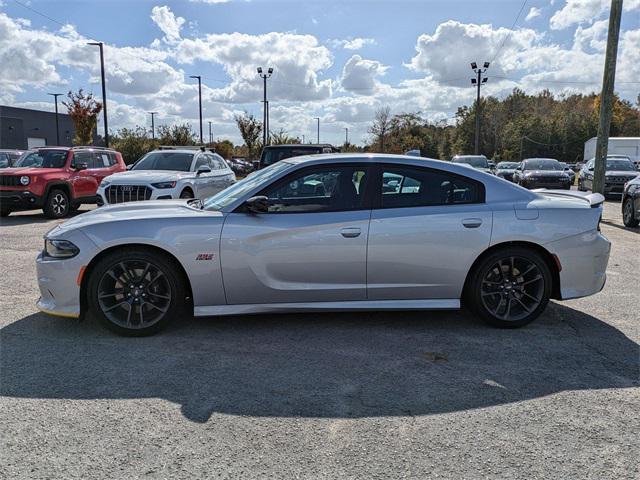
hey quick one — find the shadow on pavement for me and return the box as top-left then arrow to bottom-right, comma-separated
0,209 -> 91,226
1,303 -> 637,423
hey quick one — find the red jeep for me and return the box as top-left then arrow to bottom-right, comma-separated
0,146 -> 126,218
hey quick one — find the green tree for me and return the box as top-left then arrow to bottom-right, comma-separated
110,126 -> 157,165
63,89 -> 102,145
235,111 -> 263,160
157,123 -> 197,146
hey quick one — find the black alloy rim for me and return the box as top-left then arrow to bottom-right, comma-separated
52,193 -> 67,216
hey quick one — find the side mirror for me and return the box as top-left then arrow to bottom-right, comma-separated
253,160 -> 260,170
196,166 -> 212,176
73,162 -> 88,171
126,164 -> 134,170
244,195 -> 269,214
588,166 -> 594,171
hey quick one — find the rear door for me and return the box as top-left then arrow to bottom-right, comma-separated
366,164 -> 492,301
220,163 -> 372,304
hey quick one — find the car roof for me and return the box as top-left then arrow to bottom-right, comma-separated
523,158 -> 559,161
263,144 -> 334,149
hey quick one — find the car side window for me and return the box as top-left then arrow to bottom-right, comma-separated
259,166 -> 369,213
378,165 -> 483,208
194,155 -> 209,171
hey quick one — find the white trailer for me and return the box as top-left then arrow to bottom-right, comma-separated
584,137 -> 640,166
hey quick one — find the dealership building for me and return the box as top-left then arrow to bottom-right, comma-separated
0,105 -> 79,150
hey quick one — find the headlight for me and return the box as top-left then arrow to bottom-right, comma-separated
100,179 -> 111,188
20,175 -> 30,185
44,239 -> 79,259
151,181 -> 177,189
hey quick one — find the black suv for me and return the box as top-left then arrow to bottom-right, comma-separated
258,144 -> 340,169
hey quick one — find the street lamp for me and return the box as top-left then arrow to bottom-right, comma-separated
147,112 -> 158,140
208,121 -> 213,144
345,127 -> 349,146
471,61 -> 490,155
189,75 -> 203,144
257,67 -> 273,146
314,117 -> 320,144
87,41 -> 109,147
48,93 -> 62,145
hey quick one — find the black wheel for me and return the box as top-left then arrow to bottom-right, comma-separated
577,179 -> 584,191
180,189 -> 194,199
87,249 -> 187,336
0,208 -> 11,217
623,198 -> 639,227
44,189 -> 70,218
468,247 -> 552,328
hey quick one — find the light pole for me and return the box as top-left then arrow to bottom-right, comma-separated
314,117 -> 320,144
48,93 -> 62,145
88,41 -> 109,147
257,67 -> 273,146
345,127 -> 349,146
302,134 -> 305,144
189,75 -> 203,144
470,61 -> 489,155
208,121 -> 213,144
148,112 -> 158,140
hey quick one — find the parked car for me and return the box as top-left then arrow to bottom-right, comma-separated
495,161 -> 519,182
0,149 -> 25,168
513,158 -> 572,190
578,156 -> 639,195
621,176 -> 640,227
259,144 -> 339,169
558,162 -> 576,184
36,154 -> 609,336
96,148 -> 235,206
0,146 -> 126,218
227,157 -> 253,176
451,155 -> 494,174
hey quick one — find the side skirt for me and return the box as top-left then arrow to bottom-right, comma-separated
194,299 -> 460,317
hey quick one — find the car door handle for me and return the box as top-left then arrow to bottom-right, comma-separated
462,218 -> 482,228
341,227 -> 361,238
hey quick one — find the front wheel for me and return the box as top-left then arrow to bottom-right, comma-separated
0,208 -> 11,217
468,247 -> 552,328
623,198 -> 639,227
44,189 -> 70,218
179,189 -> 194,199
87,249 -> 187,336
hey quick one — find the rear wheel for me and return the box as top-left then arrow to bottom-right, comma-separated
0,208 -> 11,217
468,247 -> 552,328
87,249 -> 187,336
623,198 -> 639,227
44,189 -> 70,218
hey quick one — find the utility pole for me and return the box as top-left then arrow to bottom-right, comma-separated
470,61 -> 489,155
88,42 -> 109,147
314,117 -> 320,143
345,127 -> 349,145
208,121 -> 213,144
48,93 -> 62,145
257,67 -> 273,147
593,0 -> 623,195
148,112 -> 158,140
189,75 -> 203,144
302,134 -> 305,144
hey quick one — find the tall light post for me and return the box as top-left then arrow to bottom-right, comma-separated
208,121 -> 213,144
147,112 -> 158,140
345,127 -> 349,146
257,67 -> 273,146
189,75 -> 203,144
470,61 -> 489,155
88,41 -> 109,147
48,93 -> 62,145
302,134 -> 305,144
314,117 -> 320,144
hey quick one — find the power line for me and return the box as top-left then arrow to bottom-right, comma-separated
490,0 -> 528,65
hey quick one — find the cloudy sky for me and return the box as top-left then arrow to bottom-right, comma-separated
1,0 -> 638,146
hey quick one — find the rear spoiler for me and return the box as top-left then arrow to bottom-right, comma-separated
532,189 -> 605,208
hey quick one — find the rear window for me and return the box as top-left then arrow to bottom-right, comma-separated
452,156 -> 489,168
261,147 -> 323,166
132,152 -> 194,171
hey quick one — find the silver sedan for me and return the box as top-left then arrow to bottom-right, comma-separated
36,154 -> 610,336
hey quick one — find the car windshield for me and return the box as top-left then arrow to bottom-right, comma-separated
453,156 -> 488,168
132,152 -> 194,171
14,150 -> 67,168
606,159 -> 635,171
497,162 -> 518,169
204,161 -> 292,210
523,159 -> 562,171
262,147 -> 323,166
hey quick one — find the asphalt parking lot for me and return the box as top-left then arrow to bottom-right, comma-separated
1,200 -> 638,479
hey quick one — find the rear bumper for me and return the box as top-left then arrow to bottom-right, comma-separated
0,189 -> 43,210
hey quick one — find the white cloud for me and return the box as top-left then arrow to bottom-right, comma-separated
329,38 -> 376,51
550,0 -> 640,30
340,54 -> 388,93
525,7 -> 542,21
150,5 -> 185,43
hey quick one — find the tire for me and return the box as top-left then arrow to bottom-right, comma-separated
467,246 -> 552,328
0,208 -> 11,217
179,188 -> 194,199
577,180 -> 584,191
623,198 -> 639,228
44,189 -> 70,218
87,248 -> 188,336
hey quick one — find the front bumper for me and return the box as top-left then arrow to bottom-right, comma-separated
0,189 -> 44,210
603,183 -> 627,195
545,230 -> 610,300
521,178 -> 572,190
96,185 -> 178,206
36,252 -> 83,318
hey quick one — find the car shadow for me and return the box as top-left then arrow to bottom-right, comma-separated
1,303 -> 637,423
600,219 -> 639,233
0,208 -> 92,226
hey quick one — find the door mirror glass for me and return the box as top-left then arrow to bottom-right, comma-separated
196,165 -> 212,176
73,162 -> 88,171
588,166 -> 594,171
245,195 -> 269,213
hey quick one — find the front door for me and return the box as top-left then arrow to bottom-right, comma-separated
69,151 -> 99,199
220,164 -> 372,305
366,164 -> 492,300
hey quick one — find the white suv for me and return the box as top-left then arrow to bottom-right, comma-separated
97,148 -> 235,205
